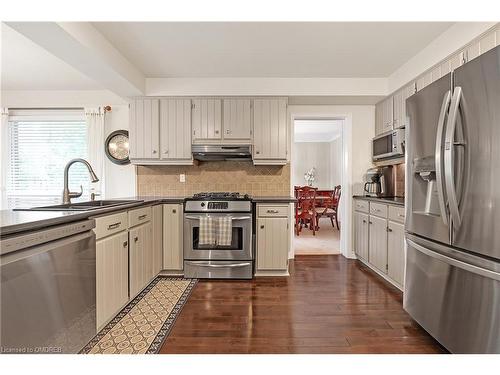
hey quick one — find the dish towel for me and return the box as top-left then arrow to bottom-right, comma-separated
199,216 -> 216,246
217,216 -> 233,246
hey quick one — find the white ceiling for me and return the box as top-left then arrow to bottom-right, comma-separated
294,119 -> 343,142
93,22 -> 452,78
1,23 -> 101,90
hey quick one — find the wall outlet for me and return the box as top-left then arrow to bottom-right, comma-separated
179,174 -> 186,183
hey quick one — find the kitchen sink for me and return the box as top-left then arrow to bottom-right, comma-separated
16,200 -> 144,211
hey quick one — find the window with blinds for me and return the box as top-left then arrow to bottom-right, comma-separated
7,110 -> 88,208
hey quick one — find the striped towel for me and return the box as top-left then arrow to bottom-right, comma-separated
199,216 -> 216,246
217,216 -> 233,246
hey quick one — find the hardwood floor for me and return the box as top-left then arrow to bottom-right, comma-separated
159,255 -> 446,354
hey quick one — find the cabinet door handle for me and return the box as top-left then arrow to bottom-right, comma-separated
256,151 -> 260,155
369,221 -> 373,224
226,129 -> 230,134
138,214 -> 147,220
172,209 -> 176,213
108,222 -> 121,230
260,225 -> 265,229
152,150 -> 157,154
387,227 -> 393,232
215,130 -> 219,134
134,237 -> 139,242
362,220 -> 367,223
164,150 -> 169,154
123,241 -> 128,247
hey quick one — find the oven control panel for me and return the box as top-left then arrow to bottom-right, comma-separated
208,202 -> 228,210
185,200 -> 251,213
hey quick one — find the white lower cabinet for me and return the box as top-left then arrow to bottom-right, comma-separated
354,199 -> 406,290
387,221 -> 405,286
129,221 -> 153,298
255,204 -> 290,274
353,211 -> 369,261
152,205 -> 163,275
95,231 -> 129,330
162,204 -> 183,271
368,215 -> 388,273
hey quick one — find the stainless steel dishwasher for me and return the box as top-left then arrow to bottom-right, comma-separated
0,220 -> 96,354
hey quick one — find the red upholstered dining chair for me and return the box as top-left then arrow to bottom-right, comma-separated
315,185 -> 341,229
295,186 -> 318,236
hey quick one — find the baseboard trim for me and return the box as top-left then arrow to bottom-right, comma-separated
356,256 -> 403,292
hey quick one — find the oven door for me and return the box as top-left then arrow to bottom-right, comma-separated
184,213 -> 252,260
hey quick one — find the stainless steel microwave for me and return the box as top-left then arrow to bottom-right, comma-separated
372,128 -> 405,161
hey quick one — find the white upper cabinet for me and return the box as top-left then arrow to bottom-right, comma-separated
467,29 -> 497,62
192,99 -> 222,141
129,98 -> 160,160
416,70 -> 433,92
376,97 -> 393,135
160,99 -> 192,163
393,83 -> 415,130
253,98 -> 287,164
382,97 -> 394,133
223,99 -> 252,141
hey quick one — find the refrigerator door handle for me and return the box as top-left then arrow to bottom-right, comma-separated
407,238 -> 500,281
444,86 -> 463,227
435,90 -> 451,225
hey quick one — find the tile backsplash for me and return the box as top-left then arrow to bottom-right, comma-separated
136,162 -> 291,197
394,163 -> 405,197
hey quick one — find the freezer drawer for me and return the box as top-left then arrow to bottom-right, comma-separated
404,234 -> 500,353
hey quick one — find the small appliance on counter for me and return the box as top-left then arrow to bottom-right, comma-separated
363,166 -> 394,198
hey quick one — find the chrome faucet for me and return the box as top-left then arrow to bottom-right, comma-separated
62,158 -> 99,204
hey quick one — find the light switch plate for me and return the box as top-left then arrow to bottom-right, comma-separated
179,174 -> 186,183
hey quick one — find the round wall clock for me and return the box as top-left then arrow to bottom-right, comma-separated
105,130 -> 130,165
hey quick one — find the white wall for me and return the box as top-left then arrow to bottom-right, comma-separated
329,136 -> 342,188
288,105 -> 375,259
293,142 -> 332,189
146,77 -> 388,96
104,105 -> 136,198
388,22 -> 496,92
0,89 -> 136,199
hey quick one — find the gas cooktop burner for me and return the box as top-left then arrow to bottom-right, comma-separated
192,192 -> 250,200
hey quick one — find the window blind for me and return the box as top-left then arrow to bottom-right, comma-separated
7,112 -> 89,208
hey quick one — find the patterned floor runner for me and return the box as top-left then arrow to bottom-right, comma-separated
80,277 -> 197,354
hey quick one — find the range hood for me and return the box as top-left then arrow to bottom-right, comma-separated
192,145 -> 252,161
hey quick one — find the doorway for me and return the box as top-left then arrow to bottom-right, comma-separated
291,119 -> 343,255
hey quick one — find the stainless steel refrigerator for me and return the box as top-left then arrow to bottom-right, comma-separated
405,45 -> 500,354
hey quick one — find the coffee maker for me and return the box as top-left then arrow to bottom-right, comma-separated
363,166 -> 394,197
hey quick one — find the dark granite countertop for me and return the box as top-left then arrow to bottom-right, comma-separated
0,196 -> 185,237
0,195 -> 296,236
252,196 -> 297,203
352,195 -> 405,207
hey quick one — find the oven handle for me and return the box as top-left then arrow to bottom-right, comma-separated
184,215 -> 251,221
186,261 -> 252,268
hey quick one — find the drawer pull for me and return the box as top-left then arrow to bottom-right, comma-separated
172,209 -> 177,213
266,209 -> 279,213
107,222 -> 121,230
374,209 -> 381,212
138,214 -> 147,220
260,225 -> 265,229
398,214 -> 405,218
362,220 -> 367,223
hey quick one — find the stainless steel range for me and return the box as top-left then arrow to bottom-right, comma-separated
183,192 -> 253,279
